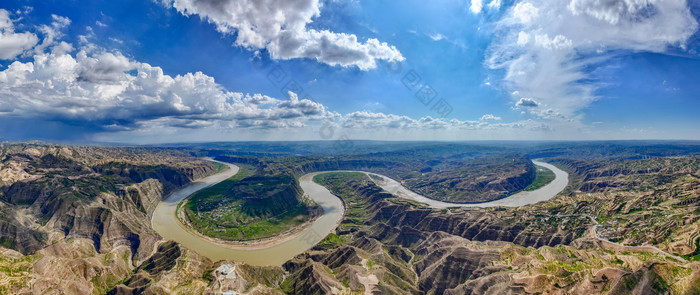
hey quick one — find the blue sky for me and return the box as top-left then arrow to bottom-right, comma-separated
0,0 -> 698,143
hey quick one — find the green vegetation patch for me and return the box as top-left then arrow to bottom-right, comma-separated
0,254 -> 35,294
681,237 -> 700,261
314,233 -> 350,250
182,165 -> 320,241
313,172 -> 375,231
210,161 -> 229,174
524,165 -> 556,191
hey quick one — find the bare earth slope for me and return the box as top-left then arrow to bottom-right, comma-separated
2,143 -> 699,294
0,144 -> 217,294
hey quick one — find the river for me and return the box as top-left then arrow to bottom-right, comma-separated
151,160 -> 568,266
371,160 -> 569,208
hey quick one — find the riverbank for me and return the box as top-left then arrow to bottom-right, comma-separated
174,196 -> 322,251
152,159 -> 569,265
151,162 -> 345,265
368,160 -> 569,208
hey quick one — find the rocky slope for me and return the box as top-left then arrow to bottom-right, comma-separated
0,143 -> 216,294
237,175 -> 305,217
107,241 -> 216,295
549,156 -> 700,256
105,154 -> 700,294
217,153 -> 536,203
212,168 -> 699,294
402,156 -> 536,203
274,173 -> 589,294
3,143 -> 699,294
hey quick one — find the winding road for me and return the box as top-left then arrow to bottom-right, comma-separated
585,214 -> 688,262
152,160 -> 570,266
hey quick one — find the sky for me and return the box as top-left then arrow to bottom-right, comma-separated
0,0 -> 699,143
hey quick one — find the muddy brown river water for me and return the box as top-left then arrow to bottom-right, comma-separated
151,159 -> 568,266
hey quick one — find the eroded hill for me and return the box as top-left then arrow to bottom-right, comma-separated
1,142 -> 700,294
181,167 -> 322,242
202,157 -> 700,294
216,151 -> 536,203
0,143 -> 217,294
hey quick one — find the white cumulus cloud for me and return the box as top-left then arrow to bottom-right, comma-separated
516,31 -> 530,45
480,114 -> 502,121
0,9 -> 39,60
568,0 -> 659,25
0,7 -> 570,141
515,97 -> 540,108
0,47 -> 332,130
513,2 -> 539,24
534,34 -> 573,50
470,0 -> 484,13
162,0 -> 403,70
487,0 -> 697,122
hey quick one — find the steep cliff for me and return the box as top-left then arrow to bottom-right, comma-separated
0,144 -> 217,293
93,163 -> 213,195
108,240 -> 217,295
217,153 -> 537,203
272,171 -> 699,294
238,175 -> 305,217
403,156 -> 536,203
0,144 -> 215,258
